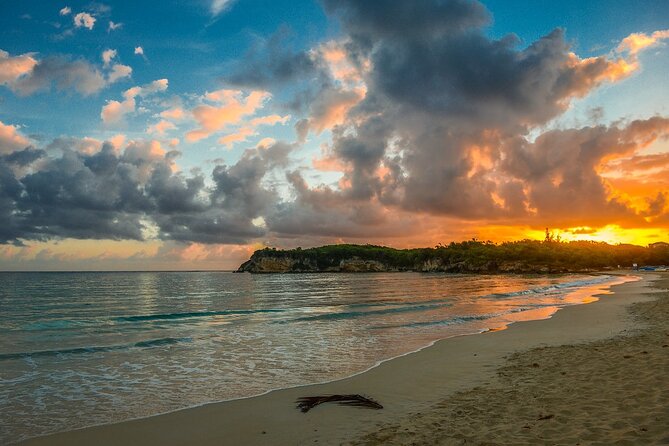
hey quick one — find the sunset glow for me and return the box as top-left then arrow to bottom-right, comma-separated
1,1 -> 669,270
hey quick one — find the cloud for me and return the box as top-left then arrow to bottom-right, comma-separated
73,12 -> 96,30
0,121 -> 31,154
227,34 -> 368,138
0,135 -> 294,245
45,136 -> 104,155
304,86 -> 365,133
501,117 -> 669,226
100,90 -> 137,125
108,21 -> 122,31
1,50 -> 130,96
4,1 -> 669,250
107,63 -> 132,83
101,49 -> 117,66
143,78 -> 168,94
160,107 -> 186,120
212,114 -> 291,148
147,120 -> 177,136
225,28 -> 322,89
185,89 -> 270,142
321,0 -> 491,43
617,29 -> 669,55
0,50 -> 38,86
210,0 -> 235,17
12,56 -> 106,96
258,2 -> 669,239
101,79 -> 168,125
3,147 -> 46,168
218,127 -> 256,148
249,114 -> 291,126
59,6 -> 71,16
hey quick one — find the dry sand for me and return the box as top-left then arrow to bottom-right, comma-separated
19,273 -> 667,446
355,275 -> 669,445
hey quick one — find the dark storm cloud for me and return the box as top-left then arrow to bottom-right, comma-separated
225,28 -> 322,89
3,147 -> 45,166
264,0 -> 654,238
0,139 -> 293,245
151,142 -> 296,244
265,170 -> 420,239
321,0 -> 490,46
0,157 -> 26,245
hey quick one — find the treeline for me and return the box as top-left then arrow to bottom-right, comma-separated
251,240 -> 669,271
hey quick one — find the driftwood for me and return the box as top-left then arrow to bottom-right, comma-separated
296,394 -> 383,413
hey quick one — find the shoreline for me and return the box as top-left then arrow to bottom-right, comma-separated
19,273 -> 657,446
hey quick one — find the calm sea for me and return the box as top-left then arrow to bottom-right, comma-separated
0,271 -> 631,444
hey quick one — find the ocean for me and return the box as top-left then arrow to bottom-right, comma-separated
0,271 -> 631,444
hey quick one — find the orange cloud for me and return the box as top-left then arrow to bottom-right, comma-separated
186,90 -> 270,142
314,40 -> 367,86
617,29 -> 669,55
147,119 -> 177,136
160,107 -> 186,120
0,120 -> 31,153
218,126 -> 256,148
0,50 -> 38,86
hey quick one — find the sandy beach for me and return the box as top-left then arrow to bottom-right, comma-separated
19,273 -> 668,446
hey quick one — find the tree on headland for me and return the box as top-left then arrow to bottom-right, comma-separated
544,228 -> 561,243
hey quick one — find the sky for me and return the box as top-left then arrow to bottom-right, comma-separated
1,0 -> 669,271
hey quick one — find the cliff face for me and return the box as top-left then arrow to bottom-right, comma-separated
235,251 -> 590,274
236,255 -> 393,273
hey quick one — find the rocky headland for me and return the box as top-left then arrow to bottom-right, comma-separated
233,242 -> 642,274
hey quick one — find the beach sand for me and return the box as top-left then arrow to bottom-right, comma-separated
355,275 -> 669,445
19,274 -> 667,446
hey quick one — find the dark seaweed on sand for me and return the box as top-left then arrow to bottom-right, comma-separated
296,394 -> 383,413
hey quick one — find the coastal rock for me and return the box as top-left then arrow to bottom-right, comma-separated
236,255 -> 319,273
419,258 -> 445,272
339,259 -> 389,272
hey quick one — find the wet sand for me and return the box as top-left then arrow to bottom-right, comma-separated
20,274 -> 664,446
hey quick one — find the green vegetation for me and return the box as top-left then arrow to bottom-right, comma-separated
244,239 -> 669,273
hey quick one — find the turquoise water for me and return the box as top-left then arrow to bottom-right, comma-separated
0,272 -> 629,444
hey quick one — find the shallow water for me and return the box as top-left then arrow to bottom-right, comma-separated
0,271 -> 628,444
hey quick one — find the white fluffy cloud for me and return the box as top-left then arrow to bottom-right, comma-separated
101,49 -> 132,83
74,12 -> 96,30
101,79 -> 169,125
59,6 -> 71,16
101,49 -> 117,66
